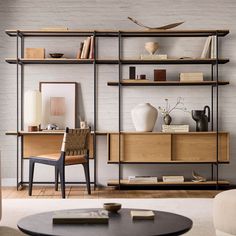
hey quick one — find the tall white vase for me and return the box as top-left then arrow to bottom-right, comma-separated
131,103 -> 158,132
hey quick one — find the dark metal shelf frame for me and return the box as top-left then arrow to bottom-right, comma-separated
6,28 -> 229,190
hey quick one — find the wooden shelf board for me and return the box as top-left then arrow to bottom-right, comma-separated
107,179 -> 230,186
107,131 -> 228,135
5,130 -> 108,136
107,161 -> 230,164
107,80 -> 229,86
120,58 -> 230,65
5,58 -> 94,64
5,58 -> 230,65
5,29 -> 229,37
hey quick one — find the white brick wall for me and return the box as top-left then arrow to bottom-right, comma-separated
0,0 -> 236,185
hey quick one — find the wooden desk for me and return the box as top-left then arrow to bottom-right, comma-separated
7,131 -> 94,158
6,130 -> 107,188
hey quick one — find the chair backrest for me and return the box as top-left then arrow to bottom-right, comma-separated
61,128 -> 90,156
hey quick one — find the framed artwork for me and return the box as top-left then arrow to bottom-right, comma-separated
39,82 -> 77,130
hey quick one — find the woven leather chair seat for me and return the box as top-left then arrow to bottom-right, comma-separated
36,153 -> 87,165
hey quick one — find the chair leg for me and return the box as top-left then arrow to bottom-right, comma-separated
55,167 -> 59,191
59,164 -> 66,198
83,162 -> 91,195
29,159 -> 35,196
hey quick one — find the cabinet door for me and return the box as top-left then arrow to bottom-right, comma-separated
171,133 -> 229,162
108,133 -> 171,163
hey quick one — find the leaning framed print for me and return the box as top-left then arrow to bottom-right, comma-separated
39,82 -> 77,130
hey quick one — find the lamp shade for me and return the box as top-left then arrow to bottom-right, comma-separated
24,90 -> 42,126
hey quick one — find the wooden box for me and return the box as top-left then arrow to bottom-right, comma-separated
25,48 -> 45,59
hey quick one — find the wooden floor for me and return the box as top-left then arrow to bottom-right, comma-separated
2,186 -> 222,199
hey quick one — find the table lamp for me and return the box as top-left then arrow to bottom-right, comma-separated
24,90 -> 42,132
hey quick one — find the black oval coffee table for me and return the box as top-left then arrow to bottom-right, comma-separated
18,208 -> 192,236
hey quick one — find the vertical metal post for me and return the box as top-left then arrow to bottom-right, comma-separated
118,32 -> 122,189
216,32 -> 219,187
20,35 -> 24,186
211,65 -> 214,131
211,63 -> 214,181
93,31 -> 97,190
16,31 -> 19,190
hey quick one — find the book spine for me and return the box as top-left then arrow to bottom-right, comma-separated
84,37 -> 91,59
76,42 -> 84,59
200,36 -> 211,58
89,36 -> 94,59
81,39 -> 87,59
211,36 -> 216,59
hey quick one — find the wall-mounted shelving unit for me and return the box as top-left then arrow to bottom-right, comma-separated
5,28 -> 230,190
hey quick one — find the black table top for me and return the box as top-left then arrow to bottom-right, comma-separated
18,208 -> 192,236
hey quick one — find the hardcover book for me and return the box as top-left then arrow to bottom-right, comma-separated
52,210 -> 109,224
200,36 -> 212,58
140,54 -> 167,60
76,42 -> 84,59
180,72 -> 203,82
162,125 -> 189,133
128,176 -> 158,183
162,176 -> 184,182
89,36 -> 94,59
83,37 -> 91,59
131,210 -> 155,220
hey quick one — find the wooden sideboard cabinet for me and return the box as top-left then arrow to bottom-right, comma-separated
108,132 -> 229,163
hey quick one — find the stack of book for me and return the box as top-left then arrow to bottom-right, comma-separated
140,54 -> 167,60
162,125 -> 189,133
162,176 -> 184,183
77,36 -> 94,59
128,176 -> 158,183
131,210 -> 155,220
52,210 -> 109,224
200,36 -> 217,59
180,72 -> 203,82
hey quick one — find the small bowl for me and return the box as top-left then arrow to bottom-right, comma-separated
103,203 -> 122,213
49,53 -> 64,58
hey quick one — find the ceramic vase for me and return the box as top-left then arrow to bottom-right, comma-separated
131,103 -> 158,132
163,114 -> 172,125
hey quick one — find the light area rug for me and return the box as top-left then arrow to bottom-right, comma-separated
0,198 -> 215,236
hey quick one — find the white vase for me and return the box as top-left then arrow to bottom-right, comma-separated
131,103 -> 158,132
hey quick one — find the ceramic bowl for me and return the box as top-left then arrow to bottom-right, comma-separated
103,203 -> 122,213
49,53 -> 64,58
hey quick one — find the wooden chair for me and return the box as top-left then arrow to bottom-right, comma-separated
28,128 -> 91,198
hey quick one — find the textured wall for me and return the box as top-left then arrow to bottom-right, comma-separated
0,0 -> 236,185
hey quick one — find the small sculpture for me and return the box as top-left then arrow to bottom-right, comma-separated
192,106 -> 210,132
128,17 -> 184,30
47,124 -> 59,130
145,42 -> 159,55
192,171 -> 206,182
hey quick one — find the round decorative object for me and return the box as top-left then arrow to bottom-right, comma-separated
131,103 -> 158,132
145,42 -> 159,55
49,53 -> 64,58
163,114 -> 172,125
213,190 -> 236,236
103,203 -> 122,213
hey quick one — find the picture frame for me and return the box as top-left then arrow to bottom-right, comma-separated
39,82 -> 77,130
